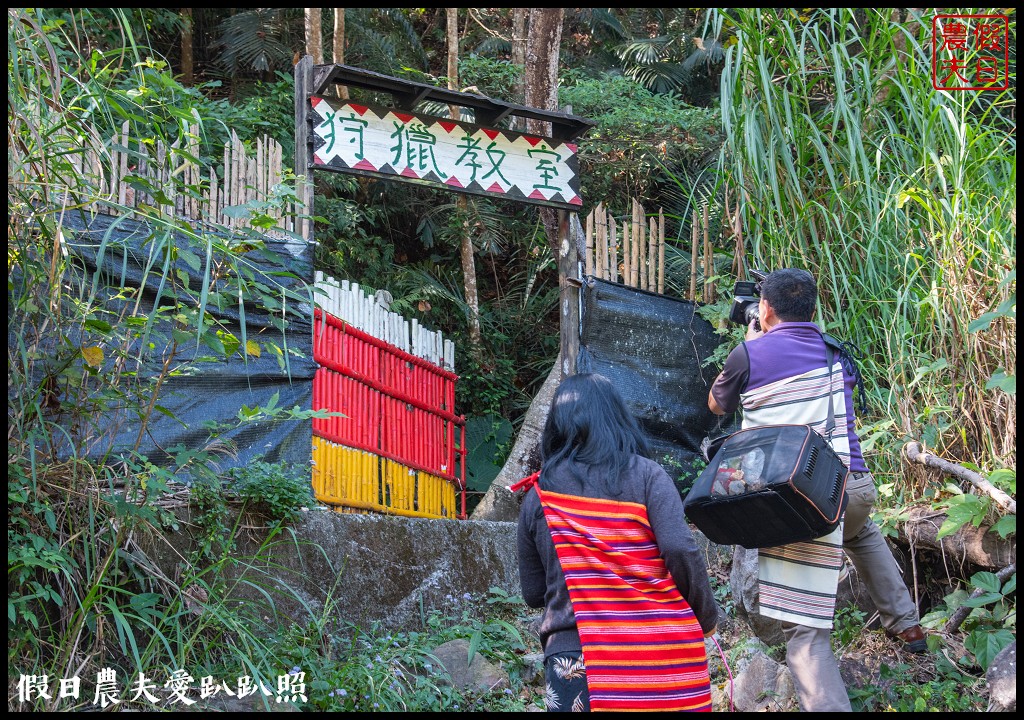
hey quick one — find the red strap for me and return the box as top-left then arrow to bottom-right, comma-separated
510,470 -> 541,493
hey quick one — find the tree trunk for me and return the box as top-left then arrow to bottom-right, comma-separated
510,8 -> 528,128
179,9 -> 193,86
471,9 -> 570,520
524,8 -> 564,260
470,356 -> 562,521
447,8 -> 483,353
305,8 -> 323,65
333,8 -> 348,99
896,506 -> 1016,570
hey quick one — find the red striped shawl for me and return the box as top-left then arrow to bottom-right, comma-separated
537,486 -> 712,712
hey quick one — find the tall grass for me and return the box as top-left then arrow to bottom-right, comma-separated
713,8 -> 1015,481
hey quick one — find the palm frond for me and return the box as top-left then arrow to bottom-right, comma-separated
214,9 -> 292,75
473,37 -> 511,57
617,37 -> 672,66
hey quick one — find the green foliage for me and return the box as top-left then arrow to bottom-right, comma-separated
923,570 -> 1017,673
559,74 -> 724,218
384,217 -> 560,422
459,55 -> 523,103
708,573 -> 734,618
463,415 -> 514,493
933,486 -> 991,540
268,587 -> 539,712
847,659 -> 985,712
226,459 -> 314,524
314,175 -> 397,284
832,604 -> 867,648
187,456 -> 314,562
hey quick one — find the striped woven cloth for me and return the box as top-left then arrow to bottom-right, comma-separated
741,359 -> 848,628
538,487 -> 712,712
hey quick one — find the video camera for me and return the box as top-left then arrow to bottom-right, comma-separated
728,269 -> 768,331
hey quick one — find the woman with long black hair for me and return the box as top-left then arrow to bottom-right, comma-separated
515,373 -> 719,712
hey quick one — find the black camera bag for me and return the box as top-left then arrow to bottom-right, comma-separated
684,346 -> 849,549
683,424 -> 849,548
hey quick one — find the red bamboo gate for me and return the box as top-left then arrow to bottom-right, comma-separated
312,273 -> 466,519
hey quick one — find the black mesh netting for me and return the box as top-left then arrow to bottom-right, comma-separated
577,277 -> 739,497
48,211 -> 315,472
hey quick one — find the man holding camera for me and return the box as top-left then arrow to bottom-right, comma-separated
707,268 -> 927,712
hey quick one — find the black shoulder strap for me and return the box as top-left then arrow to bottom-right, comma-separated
738,341 -> 751,393
822,332 -> 869,415
824,346 -> 836,437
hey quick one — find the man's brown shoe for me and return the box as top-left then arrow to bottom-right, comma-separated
890,625 -> 928,653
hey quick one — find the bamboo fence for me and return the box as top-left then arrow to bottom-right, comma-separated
313,271 -> 455,370
65,121 -> 306,238
583,198 -> 719,302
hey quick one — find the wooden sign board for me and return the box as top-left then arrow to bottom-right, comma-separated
310,96 -> 582,210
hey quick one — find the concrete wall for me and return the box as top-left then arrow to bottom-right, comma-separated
145,506 -> 521,632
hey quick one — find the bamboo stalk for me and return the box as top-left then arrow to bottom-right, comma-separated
648,217 -> 657,293
222,141 -> 231,226
597,204 -> 608,280
231,130 -> 242,226
631,199 -> 642,288
257,135 -> 266,204
689,210 -> 698,301
622,221 -> 631,287
117,121 -> 129,209
609,216 -> 619,283
703,202 -> 711,303
589,208 -> 598,278
270,139 -> 281,226
658,208 -> 665,295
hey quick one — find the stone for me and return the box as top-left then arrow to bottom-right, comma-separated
986,641 -> 1016,712
728,647 -> 797,712
429,638 -> 508,694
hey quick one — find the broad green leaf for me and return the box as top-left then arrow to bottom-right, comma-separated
967,312 -> 998,333
84,318 -> 112,334
218,330 -> 240,358
966,628 -> 1014,671
969,571 -> 1002,593
992,514 -> 1015,539
962,592 -> 1002,608
985,371 -> 1015,394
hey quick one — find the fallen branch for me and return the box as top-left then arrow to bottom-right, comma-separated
945,562 -> 1017,633
904,441 -> 1016,515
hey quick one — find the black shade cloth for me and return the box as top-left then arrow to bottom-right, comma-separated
50,211 -> 315,472
577,277 -> 738,497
